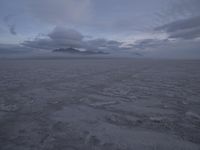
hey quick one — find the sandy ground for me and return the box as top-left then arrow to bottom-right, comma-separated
0,58 -> 200,150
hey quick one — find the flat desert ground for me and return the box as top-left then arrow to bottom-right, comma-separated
0,58 -> 200,150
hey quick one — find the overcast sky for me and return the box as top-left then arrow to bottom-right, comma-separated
0,0 -> 200,58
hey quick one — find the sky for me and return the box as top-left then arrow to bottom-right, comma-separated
0,0 -> 200,58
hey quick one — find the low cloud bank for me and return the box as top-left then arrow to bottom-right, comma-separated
22,26 -> 136,54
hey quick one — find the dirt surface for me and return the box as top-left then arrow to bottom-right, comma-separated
0,58 -> 200,150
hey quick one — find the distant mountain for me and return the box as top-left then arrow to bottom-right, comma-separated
53,47 -> 108,55
132,52 -> 143,56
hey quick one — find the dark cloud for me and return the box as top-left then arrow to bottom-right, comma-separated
22,26 -> 126,53
23,27 -> 85,50
8,24 -> 17,35
0,43 -> 34,54
23,38 -> 54,50
48,27 -> 84,41
156,16 -> 200,32
131,38 -> 200,59
155,15 -> 200,40
169,27 -> 200,39
133,39 -> 169,50
155,16 -> 200,32
0,43 -> 50,58
3,15 -> 17,35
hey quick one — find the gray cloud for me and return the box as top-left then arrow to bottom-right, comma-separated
156,16 -> 200,32
155,0 -> 200,40
170,0 -> 200,17
23,27 -> 85,50
48,27 -> 84,41
8,24 -> 17,35
133,39 -> 168,50
169,27 -> 200,39
0,43 -> 34,54
155,0 -> 200,25
22,26 -> 127,53
0,43 -> 49,58
86,39 -> 123,51
3,15 -> 17,35
0,0 -> 200,58
132,38 -> 200,59
155,16 -> 200,39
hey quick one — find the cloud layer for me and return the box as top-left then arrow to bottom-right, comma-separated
155,16 -> 200,39
0,0 -> 200,58
22,26 -> 128,54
